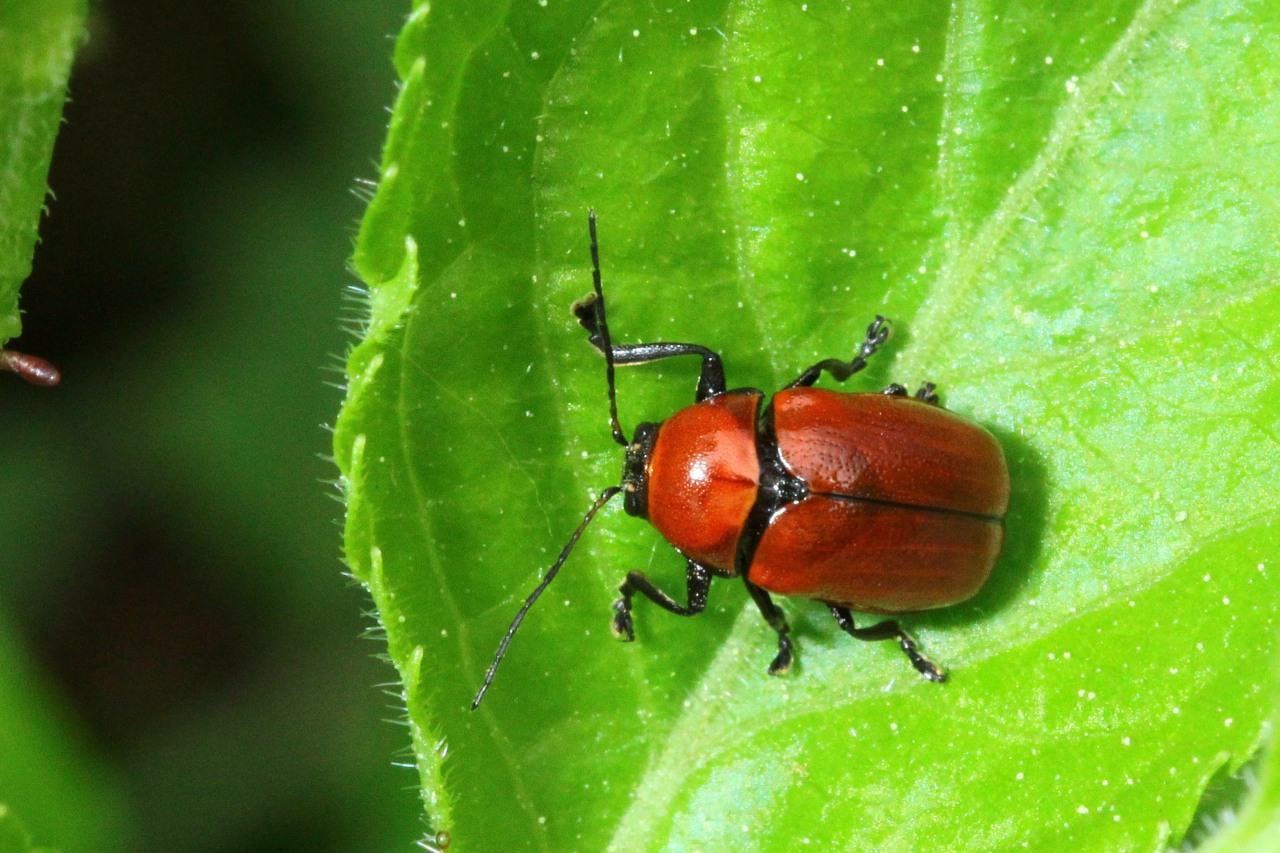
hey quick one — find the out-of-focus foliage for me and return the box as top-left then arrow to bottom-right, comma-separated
0,0 -> 82,343
0,2 -> 422,851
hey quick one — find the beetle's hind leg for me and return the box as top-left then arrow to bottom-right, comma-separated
612,559 -> 712,640
787,316 -> 890,388
825,604 -> 947,682
742,579 -> 795,674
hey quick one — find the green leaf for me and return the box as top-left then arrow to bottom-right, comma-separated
0,5 -> 117,852
1195,715 -> 1280,853
334,0 -> 1280,849
0,612 -> 124,853
0,0 -> 84,345
0,805 -> 45,853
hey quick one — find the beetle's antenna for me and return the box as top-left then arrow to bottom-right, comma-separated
587,211 -> 629,447
472,485 -> 623,710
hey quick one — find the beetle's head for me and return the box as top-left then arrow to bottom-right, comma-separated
621,421 -> 659,519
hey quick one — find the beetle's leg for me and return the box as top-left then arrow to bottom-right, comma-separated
579,212 -> 729,443
787,315 -> 890,389
611,559 -> 712,640
575,299 -> 728,402
825,604 -> 947,682
882,382 -> 940,404
743,578 -> 794,674
613,342 -> 727,402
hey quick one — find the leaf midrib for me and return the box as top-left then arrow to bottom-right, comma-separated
900,0 -> 1181,378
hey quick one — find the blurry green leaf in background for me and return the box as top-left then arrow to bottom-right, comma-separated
0,0 -> 82,345
337,0 -> 1280,851
0,2 -> 117,848
1,1 -> 424,851
0,802 -> 55,853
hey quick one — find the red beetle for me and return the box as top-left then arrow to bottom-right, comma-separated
472,213 -> 1010,709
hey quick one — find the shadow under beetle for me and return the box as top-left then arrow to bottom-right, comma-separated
472,212 -> 1010,709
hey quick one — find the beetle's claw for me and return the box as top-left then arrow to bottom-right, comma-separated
919,662 -> 948,683
767,650 -> 792,675
898,634 -> 947,682
610,600 -> 635,641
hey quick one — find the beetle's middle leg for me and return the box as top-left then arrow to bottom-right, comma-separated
787,315 -> 890,388
825,604 -> 947,682
612,559 -> 712,640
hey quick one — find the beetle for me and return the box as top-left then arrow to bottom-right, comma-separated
471,212 -> 1010,709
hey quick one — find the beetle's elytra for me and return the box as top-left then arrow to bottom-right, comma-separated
472,212 -> 1010,709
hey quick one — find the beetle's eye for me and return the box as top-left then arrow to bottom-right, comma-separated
630,442 -> 642,453
624,483 -> 637,493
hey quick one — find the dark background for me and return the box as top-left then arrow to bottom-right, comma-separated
4,2 -> 423,850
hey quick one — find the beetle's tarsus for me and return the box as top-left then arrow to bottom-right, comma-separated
825,605 -> 950,684
786,315 -> 892,389
610,599 -> 635,641
919,663 -> 947,682
914,382 -> 940,405
897,631 -> 947,681
767,638 -> 793,675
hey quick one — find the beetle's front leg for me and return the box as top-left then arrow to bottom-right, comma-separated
574,298 -> 728,403
612,559 -> 713,640
574,212 -> 730,410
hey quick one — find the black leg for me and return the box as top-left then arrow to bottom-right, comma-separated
609,340 -> 726,402
612,560 -> 713,640
743,578 -> 794,674
884,382 -> 939,404
825,604 -> 947,682
914,382 -> 939,404
576,212 -> 729,444
787,315 -> 891,388
574,297 -> 727,402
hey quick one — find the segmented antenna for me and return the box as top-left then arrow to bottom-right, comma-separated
472,486 -> 622,710
588,210 -> 628,447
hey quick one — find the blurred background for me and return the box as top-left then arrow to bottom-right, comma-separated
2,1 -> 424,850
